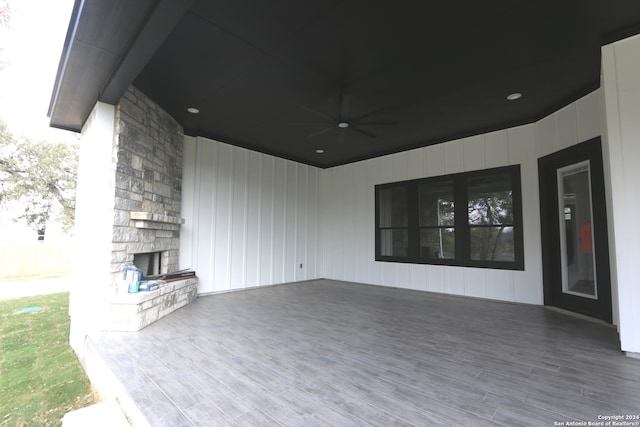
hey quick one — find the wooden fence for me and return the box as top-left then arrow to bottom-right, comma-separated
0,242 -> 72,279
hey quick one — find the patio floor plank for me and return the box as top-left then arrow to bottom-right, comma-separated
93,279 -> 640,426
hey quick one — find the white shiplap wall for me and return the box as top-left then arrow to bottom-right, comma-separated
180,90 -> 604,305
602,34 -> 640,353
180,136 -> 320,293
319,90 -> 603,305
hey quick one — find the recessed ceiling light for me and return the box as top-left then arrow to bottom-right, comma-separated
337,122 -> 349,128
187,107 -> 200,114
506,93 -> 522,101
316,149 -> 325,154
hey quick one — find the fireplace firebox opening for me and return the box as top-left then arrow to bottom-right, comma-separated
133,251 -> 165,277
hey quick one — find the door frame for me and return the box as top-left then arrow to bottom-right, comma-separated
538,137 -> 612,323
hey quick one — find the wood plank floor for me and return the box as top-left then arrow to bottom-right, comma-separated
94,279 -> 640,426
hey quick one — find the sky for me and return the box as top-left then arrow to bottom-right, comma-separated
0,0 -> 76,142
0,0 -> 76,242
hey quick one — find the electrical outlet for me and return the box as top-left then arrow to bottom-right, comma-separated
299,263 -> 303,269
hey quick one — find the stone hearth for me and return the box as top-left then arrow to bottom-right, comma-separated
108,277 -> 198,331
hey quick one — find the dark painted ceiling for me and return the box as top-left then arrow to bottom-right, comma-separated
49,0 -> 640,168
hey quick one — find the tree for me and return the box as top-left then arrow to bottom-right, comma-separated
0,119 -> 78,238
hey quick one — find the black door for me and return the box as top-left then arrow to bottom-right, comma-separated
538,137 -> 612,323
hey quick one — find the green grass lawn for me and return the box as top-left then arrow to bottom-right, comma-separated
0,293 -> 97,427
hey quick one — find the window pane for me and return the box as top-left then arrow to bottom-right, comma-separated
420,228 -> 455,259
419,181 -> 454,226
468,174 -> 513,225
379,187 -> 408,227
470,226 -> 515,262
380,229 -> 408,257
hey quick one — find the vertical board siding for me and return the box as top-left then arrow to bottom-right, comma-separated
183,90 -> 603,306
181,137 -> 320,293
244,151 -> 263,287
507,125 -> 543,305
319,91 -> 601,305
464,268 -> 486,299
230,147 -> 248,289
576,90 -> 602,144
426,143 -> 445,177
260,156 -> 275,285
213,143 -> 232,291
555,102 -> 579,151
272,158 -> 286,284
534,114 -> 557,158
306,168 -> 319,278
484,131 -> 509,168
179,136 -> 197,270
463,135 -> 486,171
602,36 -> 640,353
285,161 -> 298,283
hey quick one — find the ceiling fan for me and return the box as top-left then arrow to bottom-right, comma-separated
298,95 -> 398,140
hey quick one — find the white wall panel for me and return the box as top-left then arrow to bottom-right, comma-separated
408,147 -> 428,180
534,114 -> 557,158
364,159 -> 382,285
427,266 -> 446,294
244,151 -> 262,287
485,270 -> 514,301
181,137 -> 321,293
484,131 -> 509,168
350,161 -> 368,284
576,90 -> 602,143
319,123 -> 545,304
426,143 -> 445,177
464,268 -> 486,299
392,150 -> 412,181
272,158 -> 286,284
395,264 -> 411,289
259,156 -> 275,286
463,135 -> 486,171
306,168 -> 319,278
179,136 -> 197,271
555,102 -> 579,151
318,91 -> 599,305
507,125 -> 543,305
183,91 -> 605,306
230,148 -> 248,289
602,35 -> 640,354
443,139 -> 464,173
294,165 -> 307,281
284,161 -> 297,283
410,264 -> 427,291
194,139 -> 216,293
445,267 -> 465,296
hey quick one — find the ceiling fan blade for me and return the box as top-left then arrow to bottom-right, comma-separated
340,95 -> 351,121
302,105 -> 336,122
355,120 -> 399,126
353,106 -> 391,122
349,126 -> 377,138
288,121 -> 333,126
307,126 -> 336,138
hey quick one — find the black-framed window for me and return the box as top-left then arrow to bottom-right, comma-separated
375,165 -> 524,270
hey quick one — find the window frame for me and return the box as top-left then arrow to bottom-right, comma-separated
375,165 -> 524,270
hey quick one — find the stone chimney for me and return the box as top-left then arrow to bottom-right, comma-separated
69,87 -> 195,358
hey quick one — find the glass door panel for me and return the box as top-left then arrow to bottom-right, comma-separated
557,161 -> 597,299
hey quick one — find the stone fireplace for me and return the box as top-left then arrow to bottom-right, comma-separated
106,87 -> 197,331
70,86 -> 197,343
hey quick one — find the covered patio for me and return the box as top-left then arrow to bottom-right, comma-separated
48,1 -> 640,424
92,279 -> 640,426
